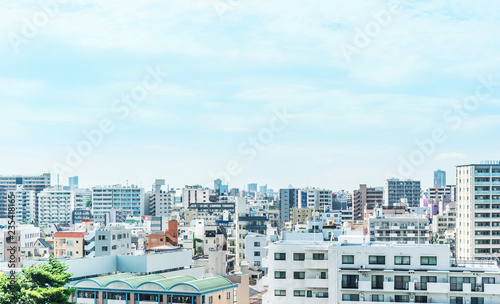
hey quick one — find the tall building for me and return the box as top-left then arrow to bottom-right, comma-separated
0,173 -> 51,219
182,185 -> 210,209
92,185 -> 144,220
38,187 -> 74,226
13,185 -> 36,224
248,183 -> 258,194
434,169 -> 447,188
298,188 -> 333,210
279,189 -> 298,224
68,176 -> 79,191
384,178 -> 421,208
353,184 -> 384,220
456,161 -> 500,260
260,184 -> 268,195
214,179 -> 222,194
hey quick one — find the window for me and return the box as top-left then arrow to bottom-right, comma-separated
369,256 -> 385,265
395,276 -> 410,290
254,261 -> 260,267
254,251 -> 260,257
313,253 -> 325,260
293,253 -> 305,261
67,241 -> 74,246
450,297 -> 463,304
395,295 -> 410,302
371,275 -> 384,289
342,275 -> 359,289
254,242 -> 260,247
421,256 -> 437,265
415,296 -> 428,303
372,295 -> 384,302
482,277 -> 495,284
471,298 -> 484,304
226,292 -> 230,299
209,296 -> 213,304
112,245 -> 117,250
420,276 -> 437,290
342,255 -> 354,264
320,272 -> 327,279
101,246 -> 108,252
293,272 -> 305,279
316,292 -> 328,298
274,290 -> 286,296
274,253 -> 286,260
274,271 -> 286,279
293,290 -> 305,297
342,294 -> 359,301
395,256 -> 410,265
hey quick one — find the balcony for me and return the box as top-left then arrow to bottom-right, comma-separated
305,278 -> 329,288
394,282 -> 409,290
472,283 -> 484,292
450,283 -> 463,291
341,281 -> 358,289
305,260 -> 328,269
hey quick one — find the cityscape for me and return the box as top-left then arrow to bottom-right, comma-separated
2,1 -> 500,304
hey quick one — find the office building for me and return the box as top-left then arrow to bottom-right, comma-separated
456,161 -> 500,260
435,169 -> 447,188
384,179 -> 421,207
69,176 -> 79,191
182,186 -> 210,209
248,183 -> 258,194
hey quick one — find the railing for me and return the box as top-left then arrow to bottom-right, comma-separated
341,281 -> 358,289
414,282 -> 428,290
450,283 -> 463,291
472,283 -> 484,292
394,282 -> 409,290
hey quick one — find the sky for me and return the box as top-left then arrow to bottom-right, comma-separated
1,0 -> 500,192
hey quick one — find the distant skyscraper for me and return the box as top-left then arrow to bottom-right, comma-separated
279,188 -> 298,224
214,179 -> 222,194
259,184 -> 268,194
69,176 -> 79,191
434,170 -> 446,188
248,183 -> 258,193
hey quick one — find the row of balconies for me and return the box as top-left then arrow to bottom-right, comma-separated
342,281 -> 496,294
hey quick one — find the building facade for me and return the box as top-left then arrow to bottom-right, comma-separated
353,185 -> 383,221
384,179 -> 421,208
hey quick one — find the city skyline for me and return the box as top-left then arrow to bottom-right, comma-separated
1,1 -> 500,192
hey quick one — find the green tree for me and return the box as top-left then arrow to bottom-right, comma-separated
0,256 -> 75,304
85,200 -> 92,208
193,233 -> 204,255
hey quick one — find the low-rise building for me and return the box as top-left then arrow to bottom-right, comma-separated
54,232 -> 86,258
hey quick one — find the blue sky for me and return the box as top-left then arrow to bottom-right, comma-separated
1,0 -> 500,191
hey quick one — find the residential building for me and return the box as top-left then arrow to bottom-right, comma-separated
279,188 -> 297,225
245,233 -> 267,268
0,173 -> 51,219
54,231 -> 86,258
291,208 -> 322,225
13,185 -> 36,224
384,178 -> 421,207
183,185 -> 210,209
92,185 -> 144,220
146,220 -> 178,250
432,203 -> 457,248
456,161 -> 500,260
368,206 -> 431,245
264,239 -> 500,304
298,188 -> 333,210
353,184 -> 384,221
38,187 -> 74,226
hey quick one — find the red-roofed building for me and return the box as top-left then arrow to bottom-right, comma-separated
54,232 -> 86,258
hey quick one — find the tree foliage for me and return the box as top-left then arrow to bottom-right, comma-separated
0,256 -> 75,304
85,200 -> 92,208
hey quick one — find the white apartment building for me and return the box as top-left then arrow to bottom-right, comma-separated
298,188 -> 333,210
73,188 -> 91,210
368,208 -> 431,245
182,186 -> 210,209
92,185 -> 144,218
13,185 -> 36,224
38,187 -> 74,226
264,239 -> 500,304
456,161 -> 500,260
245,233 -> 268,268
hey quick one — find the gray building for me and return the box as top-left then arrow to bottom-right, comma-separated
384,178 -> 421,207
84,225 -> 133,257
279,188 -> 298,225
353,184 -> 383,220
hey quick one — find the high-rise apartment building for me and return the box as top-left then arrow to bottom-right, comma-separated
38,187 -> 74,226
298,188 -> 333,210
92,185 -> 144,219
0,173 -> 51,219
12,185 -> 36,224
456,161 -> 500,260
384,179 -> 421,207
353,184 -> 384,220
279,189 -> 298,224
182,185 -> 209,209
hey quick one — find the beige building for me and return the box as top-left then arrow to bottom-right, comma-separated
290,208 -> 322,224
54,232 -> 86,258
